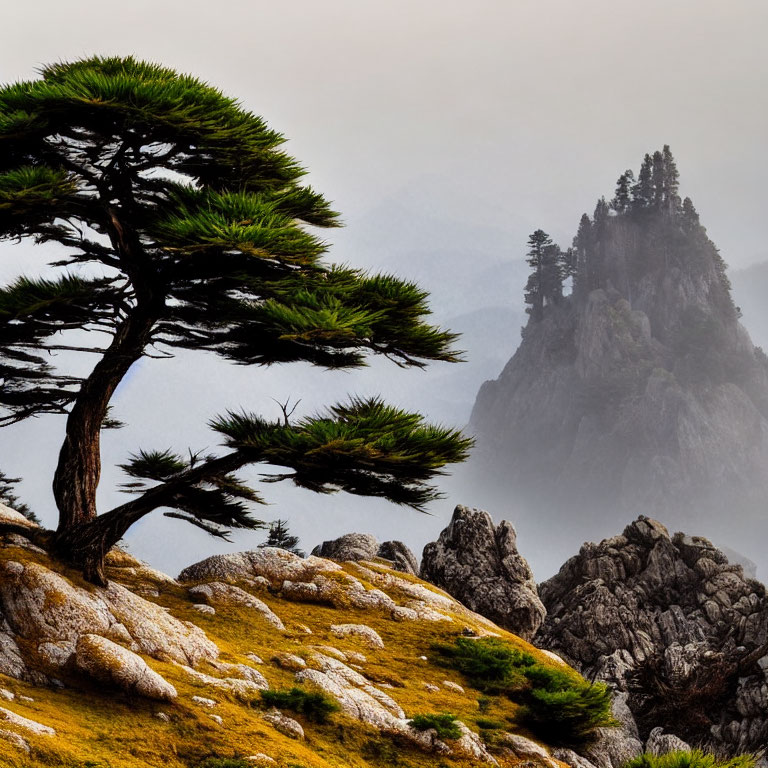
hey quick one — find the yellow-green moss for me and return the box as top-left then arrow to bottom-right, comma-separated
0,553 -> 576,768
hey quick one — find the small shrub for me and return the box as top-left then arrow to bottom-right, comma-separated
518,678 -> 616,745
623,751 -> 757,768
198,760 -> 252,768
408,713 -> 462,740
260,686 -> 340,723
477,695 -> 493,712
431,637 -> 534,693
434,636 -> 616,746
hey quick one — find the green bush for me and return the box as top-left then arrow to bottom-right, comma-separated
431,637 -> 534,693
198,760 -> 252,768
623,751 -> 757,768
433,637 -> 615,746
408,713 -> 462,740
260,686 -> 340,724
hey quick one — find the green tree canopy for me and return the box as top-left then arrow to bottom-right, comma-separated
0,57 -> 472,583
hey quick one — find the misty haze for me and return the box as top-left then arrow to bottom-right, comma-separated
2,3 -> 768,766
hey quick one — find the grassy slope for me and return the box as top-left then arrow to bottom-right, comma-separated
0,544 -> 567,768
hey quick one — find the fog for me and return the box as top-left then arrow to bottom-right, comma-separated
1,1 -> 768,579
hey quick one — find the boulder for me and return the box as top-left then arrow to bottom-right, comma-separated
420,505 -> 546,640
178,548 -> 340,585
263,708 -> 304,740
188,582 -> 284,630
330,624 -> 384,649
377,541 -> 419,575
312,533 -> 379,562
74,634 -> 177,701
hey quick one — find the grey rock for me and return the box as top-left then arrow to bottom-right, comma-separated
538,516 -> 768,756
263,708 -> 304,740
420,505 -> 545,640
311,533 -> 379,562
377,541 -> 419,575
645,727 -> 691,755
178,548 -> 340,585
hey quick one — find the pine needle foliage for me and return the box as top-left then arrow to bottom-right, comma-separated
0,56 -> 471,583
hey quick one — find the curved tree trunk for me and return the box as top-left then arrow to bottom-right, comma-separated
52,308 -> 156,532
54,451 -> 246,585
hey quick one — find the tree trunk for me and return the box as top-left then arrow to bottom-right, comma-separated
54,451 -> 246,585
52,308 -> 156,533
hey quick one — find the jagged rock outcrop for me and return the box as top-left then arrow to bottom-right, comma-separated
312,533 -> 419,574
420,505 -> 545,641
538,516 -> 768,756
469,150 -> 768,540
377,540 -> 419,575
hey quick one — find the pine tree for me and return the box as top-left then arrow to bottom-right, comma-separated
524,229 -> 554,320
662,145 -> 681,213
651,150 -> 665,208
259,519 -> 304,557
0,57 -> 472,584
540,243 -> 564,306
633,154 -> 654,208
572,214 -> 592,297
0,471 -> 37,523
611,170 -> 635,213
593,197 -> 610,227
682,196 -> 700,230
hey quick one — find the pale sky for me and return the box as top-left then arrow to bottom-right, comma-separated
1,1 -> 766,577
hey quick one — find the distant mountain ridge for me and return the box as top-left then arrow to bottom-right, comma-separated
469,148 -> 768,536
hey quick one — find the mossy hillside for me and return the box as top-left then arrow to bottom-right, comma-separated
0,542 -> 587,768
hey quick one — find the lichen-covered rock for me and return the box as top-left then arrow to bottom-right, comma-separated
0,557 -> 218,691
263,708 -> 304,740
420,506 -> 545,641
501,733 -> 559,767
176,663 -> 268,699
0,706 -> 55,736
178,548 -> 340,585
312,533 -> 379,562
188,582 -> 284,630
538,516 -> 768,755
0,727 -> 30,753
330,623 -> 384,649
74,634 -> 177,701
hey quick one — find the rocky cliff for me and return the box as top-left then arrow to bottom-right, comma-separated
469,150 -> 768,543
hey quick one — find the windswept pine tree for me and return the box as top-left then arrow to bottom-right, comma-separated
0,57 -> 472,584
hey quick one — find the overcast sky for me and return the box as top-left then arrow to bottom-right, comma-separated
1,1 -> 767,577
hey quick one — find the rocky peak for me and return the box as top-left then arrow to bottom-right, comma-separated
537,515 -> 768,755
420,505 -> 545,641
469,150 -> 768,540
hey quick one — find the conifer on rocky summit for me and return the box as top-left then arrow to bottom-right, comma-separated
0,57 -> 471,584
